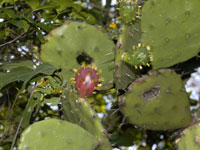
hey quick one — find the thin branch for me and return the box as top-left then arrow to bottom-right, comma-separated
0,28 -> 29,48
89,3 -> 110,13
10,117 -> 23,150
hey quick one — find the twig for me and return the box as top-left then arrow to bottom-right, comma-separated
89,3 -> 110,13
10,117 -> 23,150
0,29 -> 28,48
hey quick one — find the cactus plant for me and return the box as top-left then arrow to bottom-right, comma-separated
176,122 -> 200,150
2,0 -> 200,149
121,43 -> 152,69
118,0 -> 139,24
62,90 -> 111,150
114,21 -> 142,90
41,21 -> 115,90
18,118 -> 98,150
141,0 -> 200,69
119,69 -> 192,130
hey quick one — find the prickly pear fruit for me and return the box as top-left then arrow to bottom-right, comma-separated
74,65 -> 100,98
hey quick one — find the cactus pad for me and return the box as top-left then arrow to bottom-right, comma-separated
41,21 -> 115,89
176,122 -> 200,150
114,22 -> 142,90
122,43 -> 152,69
119,0 -> 139,24
141,0 -> 200,69
62,91 -> 112,150
18,118 -> 98,150
119,69 -> 192,130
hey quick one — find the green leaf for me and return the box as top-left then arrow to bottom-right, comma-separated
22,63 -> 57,88
1,60 -> 34,70
2,8 -> 16,18
37,23 -> 52,33
0,67 -> 32,90
56,0 -> 75,13
0,22 -> 6,28
43,97 -> 61,106
1,0 -> 15,5
26,0 -> 57,11
26,0 -> 43,10
0,63 -> 56,90
22,97 -> 38,128
37,29 -> 45,43
9,20 -> 29,31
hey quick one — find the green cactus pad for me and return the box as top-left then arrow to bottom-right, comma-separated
141,0 -> 200,69
122,43 -> 151,69
119,0 -> 139,24
176,122 -> 200,150
18,118 -> 98,150
119,69 -> 192,130
62,91 -> 112,150
41,21 -> 115,89
114,22 -> 142,90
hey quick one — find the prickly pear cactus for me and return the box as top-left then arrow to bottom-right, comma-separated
118,0 -> 139,24
41,21 -> 115,89
18,118 -> 98,150
141,0 -> 200,69
73,65 -> 102,98
62,91 -> 111,150
122,43 -> 152,69
176,122 -> 200,150
114,22 -> 142,90
119,69 -> 192,130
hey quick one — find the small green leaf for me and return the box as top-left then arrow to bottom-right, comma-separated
22,63 -> 57,88
37,23 -> 52,33
43,97 -> 61,106
9,20 -> 29,31
37,29 -> 45,43
22,97 -> 38,128
0,67 -> 32,90
1,60 -> 34,70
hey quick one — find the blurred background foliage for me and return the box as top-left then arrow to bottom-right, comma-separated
0,0 -> 199,150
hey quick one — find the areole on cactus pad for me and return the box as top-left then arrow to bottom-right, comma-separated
72,64 -> 103,98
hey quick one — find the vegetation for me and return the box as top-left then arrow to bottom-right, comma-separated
0,0 -> 200,150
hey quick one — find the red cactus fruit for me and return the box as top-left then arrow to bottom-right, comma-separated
75,66 -> 99,98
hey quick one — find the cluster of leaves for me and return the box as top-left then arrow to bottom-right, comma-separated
0,0 -> 112,63
0,62 -> 63,148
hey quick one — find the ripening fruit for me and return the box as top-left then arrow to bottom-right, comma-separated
74,65 -> 101,98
